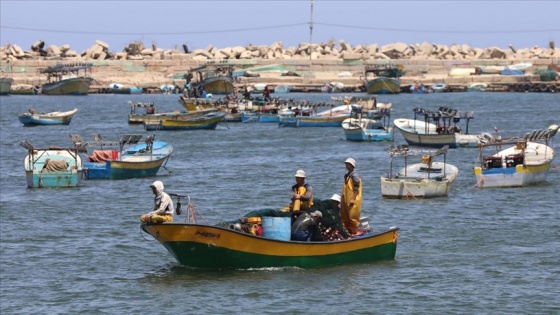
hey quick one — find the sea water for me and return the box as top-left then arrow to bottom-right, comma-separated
1,92 -> 559,314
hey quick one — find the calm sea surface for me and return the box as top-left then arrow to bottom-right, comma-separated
1,92 -> 559,314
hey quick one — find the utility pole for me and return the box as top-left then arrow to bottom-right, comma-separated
309,0 -> 314,66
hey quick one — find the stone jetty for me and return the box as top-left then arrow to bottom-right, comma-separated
1,39 -> 558,93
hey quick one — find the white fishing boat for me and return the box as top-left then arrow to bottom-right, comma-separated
473,125 -> 558,188
393,107 -> 492,148
380,145 -> 458,198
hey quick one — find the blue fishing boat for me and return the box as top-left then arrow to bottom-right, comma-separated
70,134 -> 173,180
342,106 -> 393,142
18,108 -> 78,126
19,140 -> 83,188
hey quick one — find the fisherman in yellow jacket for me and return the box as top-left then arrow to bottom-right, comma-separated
281,170 -> 314,212
341,158 -> 362,235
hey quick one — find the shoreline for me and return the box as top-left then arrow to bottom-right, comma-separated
2,40 -> 559,93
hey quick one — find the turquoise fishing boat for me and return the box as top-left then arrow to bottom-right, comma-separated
71,134 -> 173,180
20,140 -> 83,188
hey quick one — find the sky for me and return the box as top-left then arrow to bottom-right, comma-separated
1,0 -> 559,54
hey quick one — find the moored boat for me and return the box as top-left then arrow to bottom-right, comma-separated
380,145 -> 458,198
144,111 -> 226,131
40,63 -> 93,95
364,64 -> 403,95
393,107 -> 492,148
127,101 -> 215,125
342,105 -> 393,142
0,65 -> 13,95
19,140 -> 83,188
70,133 -> 173,180
473,125 -> 558,188
18,108 -> 78,126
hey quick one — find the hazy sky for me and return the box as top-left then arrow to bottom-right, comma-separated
1,0 -> 559,53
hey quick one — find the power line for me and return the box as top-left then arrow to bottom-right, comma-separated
1,22 -> 558,36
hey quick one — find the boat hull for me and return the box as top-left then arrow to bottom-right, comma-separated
380,176 -> 453,198
145,112 -> 225,130
83,141 -> 173,180
342,118 -> 393,141
42,77 -> 93,95
394,118 -> 483,148
474,142 -> 554,188
0,77 -> 13,95
141,223 -> 399,269
202,77 -> 234,95
18,109 -> 78,126
381,161 -> 458,198
366,78 -> 400,94
241,112 -> 279,123
23,149 -> 83,188
279,115 -> 349,127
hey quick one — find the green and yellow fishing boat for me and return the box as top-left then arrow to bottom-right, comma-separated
141,210 -> 399,269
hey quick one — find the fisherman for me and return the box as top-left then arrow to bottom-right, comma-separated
281,170 -> 314,212
291,210 -> 322,241
140,181 -> 175,223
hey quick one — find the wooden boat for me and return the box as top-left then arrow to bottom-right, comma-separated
144,111 -> 226,131
18,108 -> 78,126
409,83 -> 430,94
380,145 -> 458,198
111,83 -> 143,94
448,68 -> 476,77
467,82 -> 488,92
430,82 -> 447,93
0,77 -> 13,95
393,107 -> 492,148
19,140 -> 83,188
342,106 -> 393,142
274,84 -> 291,94
141,195 -> 399,269
364,64 -> 403,94
189,65 -> 234,95
477,65 -> 505,74
10,84 -> 41,95
279,113 -> 350,128
473,125 -> 558,188
128,101 -> 215,125
39,63 -> 93,95
70,134 -> 173,180
0,65 -> 13,95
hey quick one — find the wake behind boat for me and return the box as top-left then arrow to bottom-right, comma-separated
473,125 -> 558,188
18,108 -> 78,126
380,145 -> 458,198
141,194 -> 399,269
393,107 -> 492,148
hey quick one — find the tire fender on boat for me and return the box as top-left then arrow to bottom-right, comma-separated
522,84 -> 531,92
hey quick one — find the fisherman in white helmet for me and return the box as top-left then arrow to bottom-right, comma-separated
281,169 -> 314,212
341,158 -> 362,235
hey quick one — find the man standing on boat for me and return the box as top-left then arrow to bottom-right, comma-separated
140,181 -> 174,223
281,170 -> 314,212
341,158 -> 362,235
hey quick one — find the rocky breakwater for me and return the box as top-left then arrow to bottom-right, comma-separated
1,39 -> 558,92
